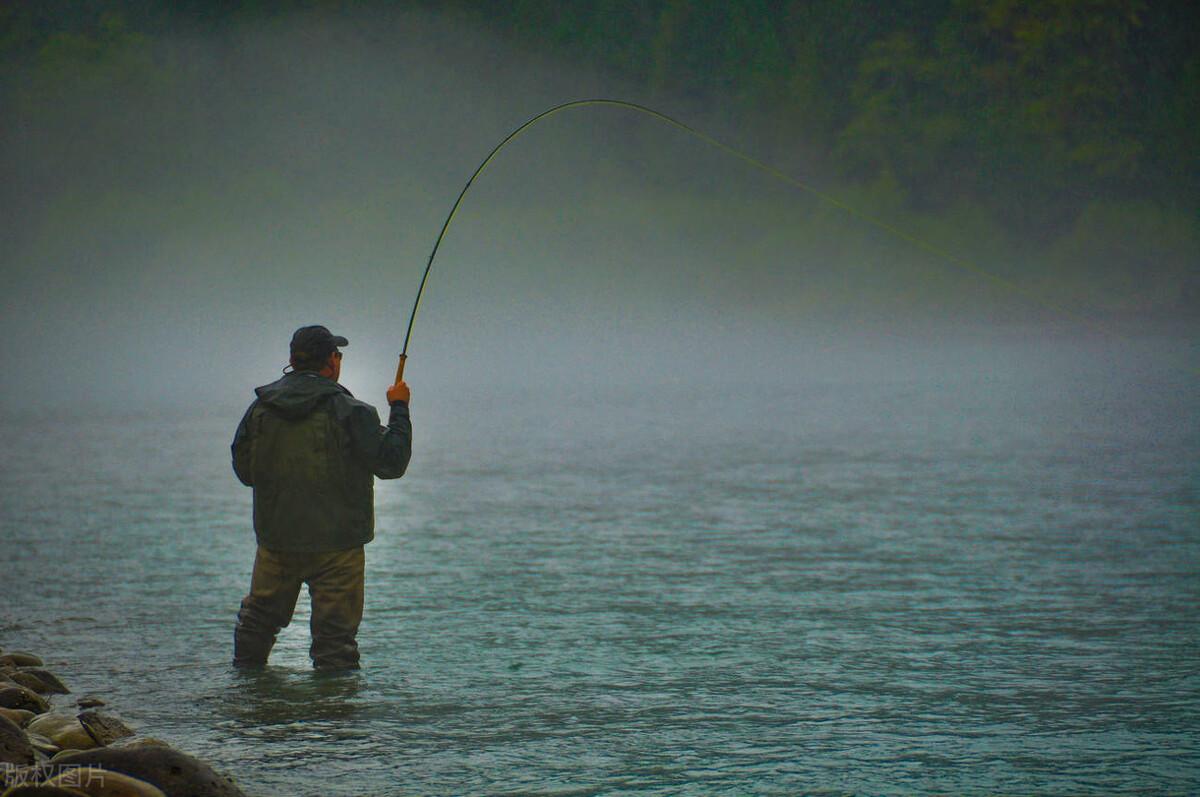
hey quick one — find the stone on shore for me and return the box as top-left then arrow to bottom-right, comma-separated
0,714 -> 35,766
17,671 -> 69,696
0,654 -> 45,669
25,716 -> 95,752
8,675 -> 52,697
76,714 -> 132,748
73,699 -> 103,711
44,767 -> 167,797
0,688 -> 49,715
24,731 -> 60,756
0,786 -> 91,796
0,762 -> 40,790
0,709 -> 35,727
50,748 -> 247,797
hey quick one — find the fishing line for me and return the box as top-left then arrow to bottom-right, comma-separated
395,98 -> 1194,381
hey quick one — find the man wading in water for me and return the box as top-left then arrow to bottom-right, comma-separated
231,325 -> 412,670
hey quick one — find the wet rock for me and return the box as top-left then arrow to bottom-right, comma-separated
50,747 -> 247,797
26,717 -> 72,738
0,762 -> 40,790
0,687 -> 49,714
17,671 -> 68,696
0,714 -> 35,766
0,708 -> 35,727
76,714 -> 132,748
8,674 -> 51,696
73,699 -> 103,711
25,716 -> 95,752
24,731 -> 60,756
0,786 -> 90,796
44,767 -> 168,797
0,654 -> 44,669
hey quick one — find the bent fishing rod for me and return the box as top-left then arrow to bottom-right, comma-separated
392,98 -> 1153,384
395,100 -> 699,382
394,97 -> 861,382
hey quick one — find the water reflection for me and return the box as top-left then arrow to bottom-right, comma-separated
226,668 -> 366,732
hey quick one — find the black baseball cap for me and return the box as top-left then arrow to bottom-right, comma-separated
290,325 -> 349,360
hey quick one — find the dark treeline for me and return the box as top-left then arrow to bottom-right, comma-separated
479,1 -> 1199,236
2,0 -> 1197,315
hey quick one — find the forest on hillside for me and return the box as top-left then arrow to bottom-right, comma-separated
3,1 -> 1197,316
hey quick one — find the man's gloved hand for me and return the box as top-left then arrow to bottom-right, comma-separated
386,380 -> 410,405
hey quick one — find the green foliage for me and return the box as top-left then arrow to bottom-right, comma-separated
1041,200 -> 1200,313
836,30 -> 973,208
646,0 -> 790,103
2,0 -> 1196,316
10,12 -> 182,190
833,0 -> 1160,236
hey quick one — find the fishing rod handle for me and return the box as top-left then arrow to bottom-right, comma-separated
394,354 -> 407,383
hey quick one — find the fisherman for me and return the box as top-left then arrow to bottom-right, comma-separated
231,325 -> 412,670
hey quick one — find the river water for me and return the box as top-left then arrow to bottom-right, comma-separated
2,336 -> 1197,795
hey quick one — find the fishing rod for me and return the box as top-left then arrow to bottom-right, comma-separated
392,98 -> 1162,383
395,96 -> 875,382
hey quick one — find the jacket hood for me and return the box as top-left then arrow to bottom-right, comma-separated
254,372 -> 350,420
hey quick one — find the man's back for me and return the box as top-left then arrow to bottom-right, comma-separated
231,326 -> 411,669
232,371 -> 409,551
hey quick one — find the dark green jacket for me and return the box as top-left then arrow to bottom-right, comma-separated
231,372 -> 411,552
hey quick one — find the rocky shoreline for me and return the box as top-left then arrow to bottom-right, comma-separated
0,646 -> 248,797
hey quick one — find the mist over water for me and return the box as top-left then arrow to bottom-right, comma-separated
1,7 -> 763,410
6,6 -> 1191,412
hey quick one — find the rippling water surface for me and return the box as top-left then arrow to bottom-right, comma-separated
2,338 -> 1197,795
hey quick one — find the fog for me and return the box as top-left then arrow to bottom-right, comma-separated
1,8 -> 1192,415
